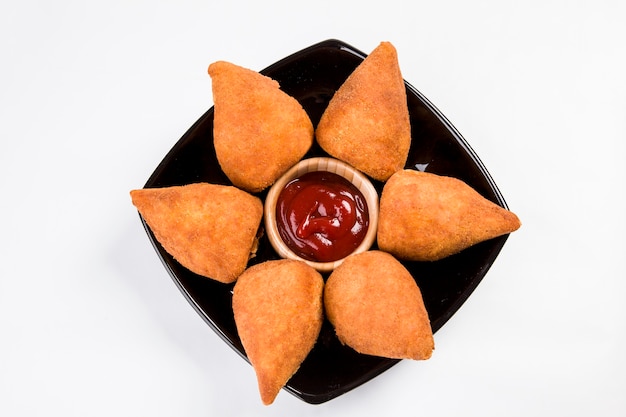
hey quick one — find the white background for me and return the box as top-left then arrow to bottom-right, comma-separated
1,1 -> 625,416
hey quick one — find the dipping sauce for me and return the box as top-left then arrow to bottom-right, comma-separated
276,171 -> 370,263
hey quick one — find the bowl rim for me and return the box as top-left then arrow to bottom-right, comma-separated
264,157 -> 379,272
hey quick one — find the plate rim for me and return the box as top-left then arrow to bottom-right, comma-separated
138,38 -> 511,405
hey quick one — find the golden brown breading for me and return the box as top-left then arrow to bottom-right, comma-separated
315,42 -> 411,181
324,250 -> 434,360
232,260 -> 324,405
377,170 -> 521,261
208,61 -> 314,193
130,183 -> 263,283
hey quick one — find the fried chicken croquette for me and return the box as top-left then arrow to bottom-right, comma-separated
315,42 -> 411,181
208,61 -> 314,193
324,250 -> 434,360
377,170 -> 521,261
232,260 -> 324,405
130,183 -> 263,283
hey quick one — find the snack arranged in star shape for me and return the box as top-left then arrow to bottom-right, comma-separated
378,169 -> 521,261
316,42 -> 411,181
130,41 -> 521,405
130,183 -> 262,284
324,250 -> 434,361
232,259 -> 324,405
209,60 -> 314,193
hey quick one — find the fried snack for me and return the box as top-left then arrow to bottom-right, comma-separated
208,61 -> 314,193
232,260 -> 324,405
324,250 -> 434,360
130,183 -> 263,283
378,170 -> 521,261
315,42 -> 411,181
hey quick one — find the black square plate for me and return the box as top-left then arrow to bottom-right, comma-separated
138,39 -> 511,404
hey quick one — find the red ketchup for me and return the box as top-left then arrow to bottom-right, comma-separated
276,171 -> 369,263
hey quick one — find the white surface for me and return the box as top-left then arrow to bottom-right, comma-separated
1,1 -> 625,416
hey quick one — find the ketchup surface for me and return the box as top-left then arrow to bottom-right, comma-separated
276,171 -> 369,263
